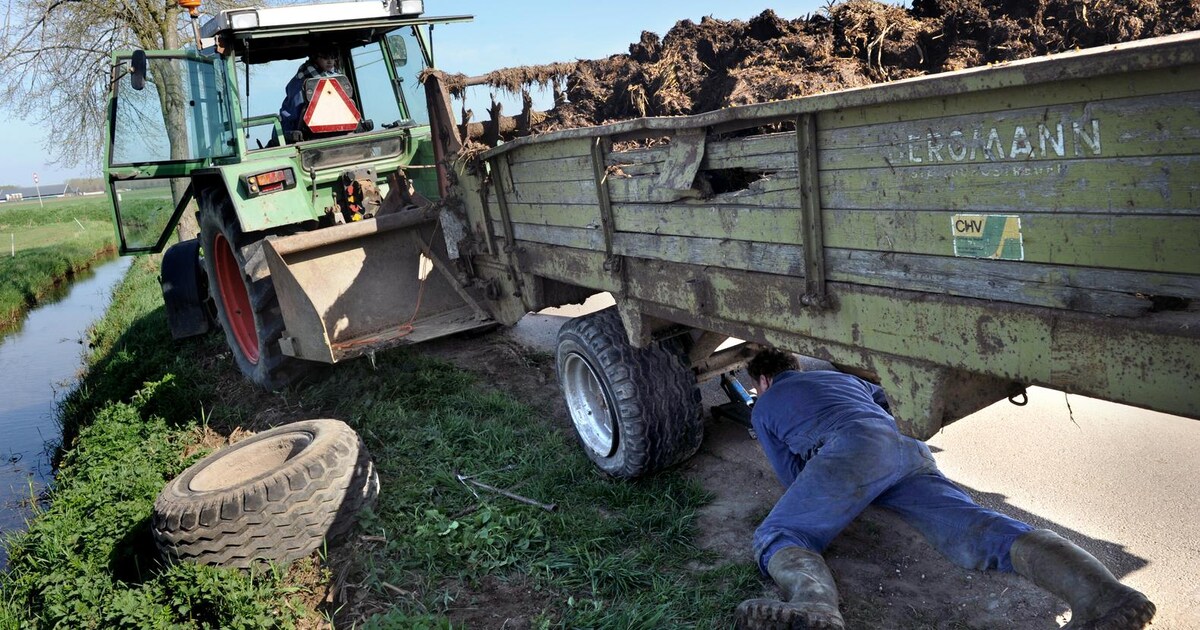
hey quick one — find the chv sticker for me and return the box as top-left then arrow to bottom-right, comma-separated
952,214 -> 1024,261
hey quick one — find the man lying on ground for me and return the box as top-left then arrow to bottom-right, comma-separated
736,348 -> 1155,630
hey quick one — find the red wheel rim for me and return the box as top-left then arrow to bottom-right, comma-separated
213,232 -> 259,364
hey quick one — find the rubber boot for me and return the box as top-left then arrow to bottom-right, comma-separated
736,546 -> 846,630
1010,529 -> 1155,630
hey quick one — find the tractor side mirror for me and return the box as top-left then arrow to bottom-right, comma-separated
131,50 -> 147,91
386,33 -> 408,67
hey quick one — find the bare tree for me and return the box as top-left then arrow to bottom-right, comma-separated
0,0 -> 243,239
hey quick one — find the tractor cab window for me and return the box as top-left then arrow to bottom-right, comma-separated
110,55 -> 234,164
238,29 -> 426,150
237,58 -> 295,149
383,26 -> 430,126
239,53 -> 372,148
237,56 -> 314,149
349,42 -> 402,126
107,52 -> 231,253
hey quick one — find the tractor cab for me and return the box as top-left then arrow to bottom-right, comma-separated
104,0 -> 469,253
205,3 -> 436,150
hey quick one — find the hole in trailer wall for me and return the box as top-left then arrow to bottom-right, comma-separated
701,167 -> 764,195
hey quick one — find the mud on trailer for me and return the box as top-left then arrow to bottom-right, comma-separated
104,1 -> 1200,477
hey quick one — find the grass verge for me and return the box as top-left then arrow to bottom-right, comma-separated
2,253 -> 761,628
0,196 -> 117,332
0,257 -> 317,629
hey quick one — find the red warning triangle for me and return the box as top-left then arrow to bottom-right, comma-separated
303,78 -> 362,133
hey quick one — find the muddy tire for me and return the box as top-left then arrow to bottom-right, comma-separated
555,307 -> 703,478
151,419 -> 379,568
198,191 -> 309,389
159,238 -> 214,340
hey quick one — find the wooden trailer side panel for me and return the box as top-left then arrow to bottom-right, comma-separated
455,34 -> 1200,437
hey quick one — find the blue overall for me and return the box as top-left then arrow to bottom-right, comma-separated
751,370 -> 1032,575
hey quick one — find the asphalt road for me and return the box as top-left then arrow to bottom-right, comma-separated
506,296 -> 1199,628
926,387 -> 1200,629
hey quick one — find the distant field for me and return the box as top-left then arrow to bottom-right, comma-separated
0,193 -> 111,223
0,195 -> 119,331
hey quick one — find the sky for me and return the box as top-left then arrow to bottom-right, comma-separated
0,0 -> 834,186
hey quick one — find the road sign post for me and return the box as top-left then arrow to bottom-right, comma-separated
33,172 -> 43,209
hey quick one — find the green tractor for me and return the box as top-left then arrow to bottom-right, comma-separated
106,0 -> 491,388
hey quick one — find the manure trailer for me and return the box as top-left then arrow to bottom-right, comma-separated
105,0 -> 1199,477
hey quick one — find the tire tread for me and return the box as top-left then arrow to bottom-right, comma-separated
151,419 -> 379,568
197,190 -> 309,390
556,307 -> 702,478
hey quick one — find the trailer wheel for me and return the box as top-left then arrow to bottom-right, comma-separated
151,419 -> 379,568
556,307 -> 703,478
198,192 -> 309,389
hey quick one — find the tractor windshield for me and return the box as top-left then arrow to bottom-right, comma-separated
237,26 -> 430,150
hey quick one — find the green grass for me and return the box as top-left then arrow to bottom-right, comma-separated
1,253 -> 762,628
0,195 -> 112,225
296,356 -> 762,627
0,195 -> 117,332
0,257 -> 313,629
0,381 -> 302,630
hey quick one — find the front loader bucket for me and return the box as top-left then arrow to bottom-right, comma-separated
262,209 -> 494,364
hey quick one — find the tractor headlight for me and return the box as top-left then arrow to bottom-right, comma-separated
228,9 -> 259,30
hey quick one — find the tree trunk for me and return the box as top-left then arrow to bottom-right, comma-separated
174,182 -> 199,241
149,24 -> 201,242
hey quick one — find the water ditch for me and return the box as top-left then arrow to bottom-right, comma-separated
0,256 -> 132,570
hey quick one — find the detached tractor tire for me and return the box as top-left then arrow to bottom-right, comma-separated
152,419 -> 379,569
198,192 -> 309,389
555,307 -> 703,479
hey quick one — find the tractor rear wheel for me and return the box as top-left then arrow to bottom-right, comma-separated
198,192 -> 309,390
555,307 -> 703,479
